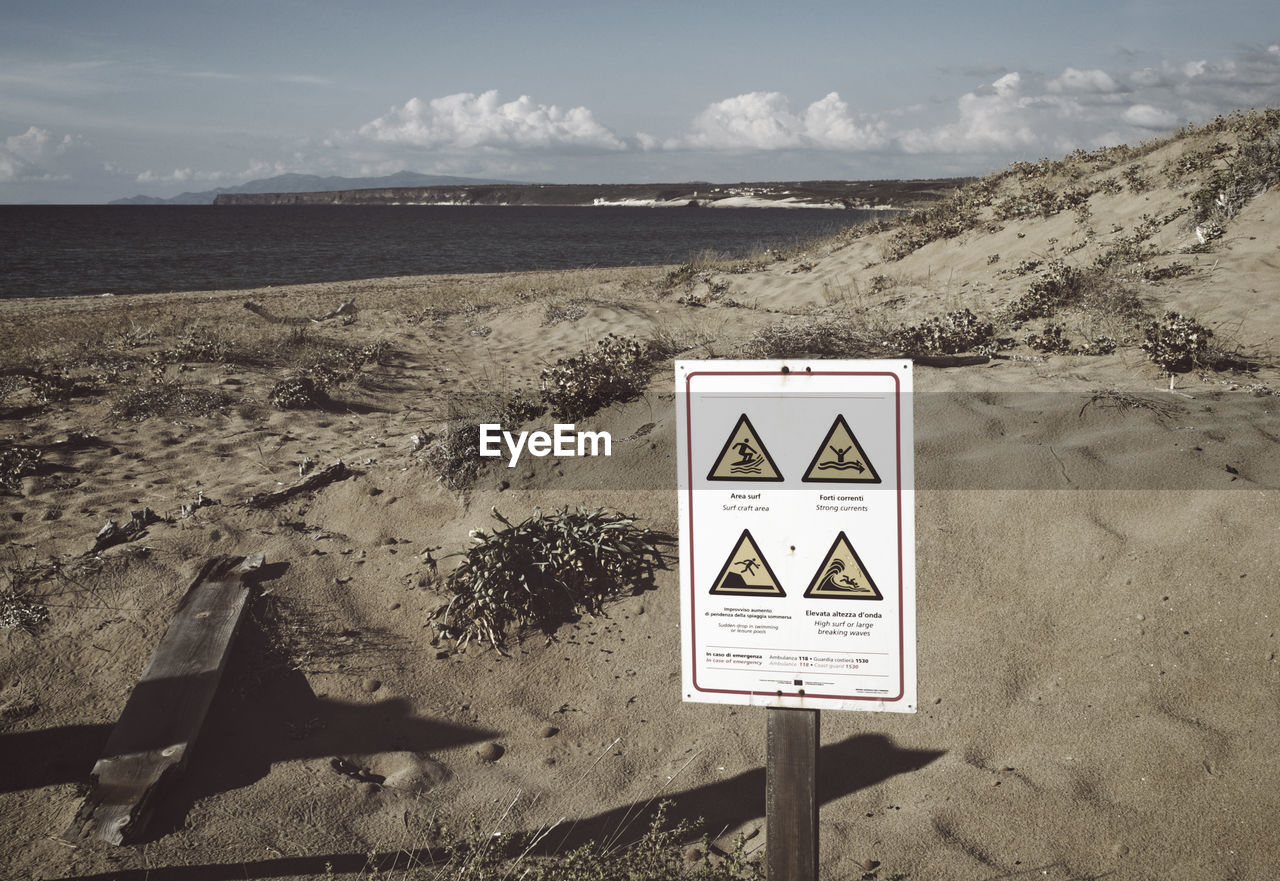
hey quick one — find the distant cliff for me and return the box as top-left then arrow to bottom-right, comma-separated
213,179 -> 969,208
111,171 -> 518,205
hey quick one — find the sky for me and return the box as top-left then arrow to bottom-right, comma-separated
2,1 -> 1279,203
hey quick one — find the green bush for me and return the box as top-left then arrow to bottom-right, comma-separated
110,382 -> 233,421
888,309 -> 995,356
436,508 -> 667,649
422,390 -> 544,491
0,445 -> 41,494
268,375 -> 326,410
0,590 -> 49,634
1190,114 -> 1280,225
1142,311 -> 1214,373
1023,322 -> 1072,354
539,335 -> 654,421
1074,336 -> 1118,356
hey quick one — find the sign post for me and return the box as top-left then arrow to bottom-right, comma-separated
767,706 -> 819,880
676,360 -> 916,878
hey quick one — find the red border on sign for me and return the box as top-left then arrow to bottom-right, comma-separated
684,369 -> 906,703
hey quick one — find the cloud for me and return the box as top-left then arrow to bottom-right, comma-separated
358,90 -> 626,152
898,42 -> 1280,158
0,126 -> 77,182
676,91 -> 887,151
898,72 -> 1050,154
1047,67 -> 1121,94
1123,103 -> 1179,129
135,167 -> 229,184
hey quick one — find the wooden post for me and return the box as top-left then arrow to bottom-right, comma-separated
766,707 -> 819,881
61,554 -> 263,845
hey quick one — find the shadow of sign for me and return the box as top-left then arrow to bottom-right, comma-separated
536,732 -> 945,854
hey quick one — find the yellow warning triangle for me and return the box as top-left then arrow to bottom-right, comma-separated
706,414 -> 784,482
709,529 -> 786,597
801,414 -> 880,484
803,532 -> 883,600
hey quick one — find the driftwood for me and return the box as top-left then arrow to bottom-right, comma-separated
238,460 -> 353,509
242,298 -> 357,325
62,554 -> 263,846
913,354 -> 991,368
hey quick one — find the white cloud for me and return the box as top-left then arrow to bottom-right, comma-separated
899,72 -> 1047,154
676,91 -> 886,151
135,167 -> 228,184
358,90 -> 626,152
5,126 -> 53,161
1048,67 -> 1121,94
0,126 -> 74,182
1123,104 -> 1179,129
896,42 -> 1280,158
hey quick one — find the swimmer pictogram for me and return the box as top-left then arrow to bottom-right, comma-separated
801,414 -> 880,484
802,531 -> 883,600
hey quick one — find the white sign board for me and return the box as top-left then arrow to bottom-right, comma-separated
677,360 -> 916,712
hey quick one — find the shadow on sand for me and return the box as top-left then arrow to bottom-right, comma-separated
5,588 -> 495,846
49,733 -> 943,880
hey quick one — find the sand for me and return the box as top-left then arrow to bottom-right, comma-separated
2,120 -> 1279,880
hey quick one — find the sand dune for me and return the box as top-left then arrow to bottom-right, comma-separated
2,112 -> 1279,880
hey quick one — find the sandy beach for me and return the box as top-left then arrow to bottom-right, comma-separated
2,112 -> 1279,880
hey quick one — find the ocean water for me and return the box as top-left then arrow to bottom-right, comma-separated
0,204 -> 880,300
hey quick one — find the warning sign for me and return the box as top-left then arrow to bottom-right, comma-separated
706,414 -> 784,482
802,532 -> 882,600
677,359 -> 916,713
709,529 -> 786,597
801,414 -> 880,483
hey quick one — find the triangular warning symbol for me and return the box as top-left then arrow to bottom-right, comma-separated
709,529 -> 786,597
706,414 -> 784,482
801,414 -> 880,484
803,532 -> 882,600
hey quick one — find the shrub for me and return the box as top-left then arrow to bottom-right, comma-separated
301,340 -> 389,388
110,382 -> 233,421
1074,336 -> 1118,356
0,590 -> 49,634
888,309 -> 995,356
268,340 -> 389,409
1121,165 -> 1151,193
880,179 -> 994,260
1,559 -> 52,635
1023,322 -> 1072,354
0,445 -> 41,494
436,507 -> 667,649
1190,120 -> 1280,225
1142,311 -> 1213,373
269,375 -> 326,410
743,319 -> 850,359
540,335 -> 654,421
422,390 -> 544,491
436,800 -> 762,881
1002,263 -> 1103,325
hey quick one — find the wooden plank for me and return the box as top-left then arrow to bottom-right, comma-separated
61,554 -> 264,846
766,707 -> 819,881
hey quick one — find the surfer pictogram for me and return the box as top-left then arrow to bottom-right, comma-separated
802,532 -> 882,600
709,529 -> 786,597
801,414 -> 880,483
707,414 -> 784,481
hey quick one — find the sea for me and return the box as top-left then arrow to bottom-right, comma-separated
0,204 -> 884,301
